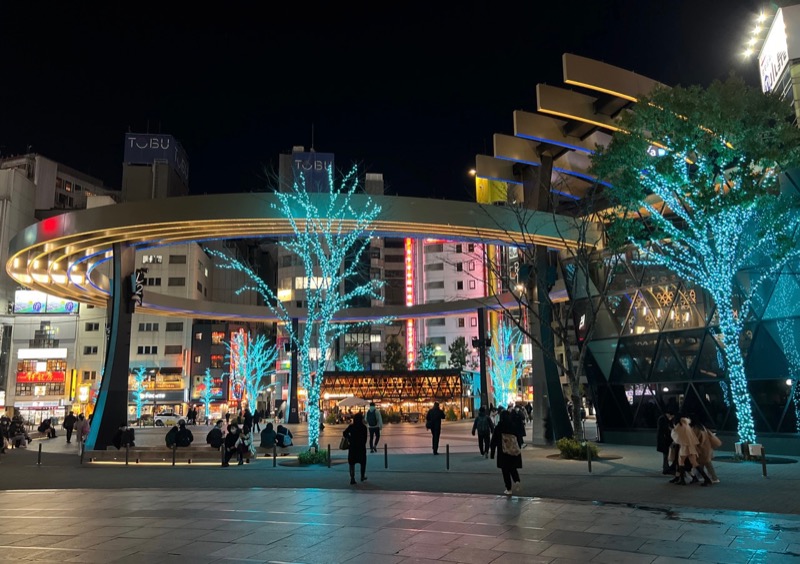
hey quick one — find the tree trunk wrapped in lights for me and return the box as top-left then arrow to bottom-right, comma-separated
199,368 -> 216,425
208,165 -> 385,447
132,366 -> 147,423
592,77 -> 800,444
487,319 -> 527,408
225,331 -> 279,417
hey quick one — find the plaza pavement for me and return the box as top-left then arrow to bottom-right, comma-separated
0,419 -> 798,563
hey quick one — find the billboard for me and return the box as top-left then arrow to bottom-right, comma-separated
190,374 -> 227,401
759,8 -> 789,93
14,290 -> 79,315
292,152 -> 334,192
123,133 -> 190,185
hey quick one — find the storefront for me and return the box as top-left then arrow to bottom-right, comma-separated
127,390 -> 187,420
14,347 -> 71,425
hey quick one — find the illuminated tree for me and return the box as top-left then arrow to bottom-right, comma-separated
416,342 -> 439,370
487,319 -> 527,407
131,366 -> 147,424
198,368 -> 216,425
225,331 -> 279,414
384,335 -> 406,371
447,336 -> 470,371
336,347 -> 363,372
592,77 -> 800,444
210,165 -> 385,447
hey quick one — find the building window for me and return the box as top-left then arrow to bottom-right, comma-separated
194,355 -> 202,364
470,318 -> 478,327
425,281 -> 445,290
469,280 -> 476,290
370,333 -> 382,343
143,255 -> 163,264
211,354 -> 224,368
74,183 -> 83,192
168,277 -> 186,286
425,318 -> 446,327
169,254 -> 187,264
82,371 -> 97,381
83,346 -> 98,355
469,261 -> 475,271
468,243 -> 475,252
164,345 -> 182,355
195,332 -> 203,340
138,322 -> 159,332
197,281 -> 203,292
456,263 -> 463,272
456,281 -> 464,290
458,318 -> 465,328
137,345 -> 158,355
165,322 -> 183,332
424,263 -> 444,272
455,244 -> 462,253
85,322 -> 100,331
211,332 -> 225,344
371,249 -> 381,259
144,277 -> 162,286
425,244 -> 444,253
64,180 -> 72,192
384,255 -> 405,263
55,177 -> 63,190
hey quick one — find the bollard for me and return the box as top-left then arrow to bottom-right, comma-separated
762,448 -> 768,478
586,442 -> 592,474
220,445 -> 225,467
125,444 -> 129,466
446,444 -> 450,470
79,441 -> 85,465
273,444 -> 277,467
172,444 -> 177,467
37,443 -> 42,466
327,444 -> 331,468
384,443 -> 388,469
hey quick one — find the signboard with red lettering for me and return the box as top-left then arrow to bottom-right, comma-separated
16,371 -> 66,383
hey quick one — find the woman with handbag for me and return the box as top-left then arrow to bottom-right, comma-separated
342,412 -> 368,485
490,409 -> 522,495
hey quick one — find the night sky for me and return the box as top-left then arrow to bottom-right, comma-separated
1,1 -> 763,202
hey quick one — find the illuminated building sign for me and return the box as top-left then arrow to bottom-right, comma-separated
18,348 -> 68,360
123,133 -> 190,184
405,238 -> 415,368
759,8 -> 789,93
127,390 -> 186,403
16,371 -> 66,383
292,152 -> 334,192
14,290 -> 79,315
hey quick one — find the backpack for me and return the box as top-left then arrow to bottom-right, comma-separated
366,410 -> 378,426
501,433 -> 521,456
476,416 -> 490,435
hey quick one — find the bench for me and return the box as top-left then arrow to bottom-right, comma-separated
85,444 -> 304,463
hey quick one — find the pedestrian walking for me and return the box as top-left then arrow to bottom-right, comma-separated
471,406 -> 494,458
425,402 -> 445,455
366,402 -> 383,453
343,412 -> 368,485
74,414 -> 90,445
656,409 -> 676,474
62,412 -> 77,444
490,410 -> 522,495
693,419 -> 721,485
670,415 -> 712,486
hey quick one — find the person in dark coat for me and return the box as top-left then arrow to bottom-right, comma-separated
343,412 -> 368,484
175,421 -> 193,447
511,405 -> 526,448
490,410 -> 522,495
425,402 -> 446,455
253,409 -> 262,433
260,422 -> 277,448
223,424 -> 242,466
471,406 -> 494,457
243,408 -> 253,431
62,412 -> 77,444
656,409 -> 676,474
164,425 -> 179,448
206,420 -> 224,449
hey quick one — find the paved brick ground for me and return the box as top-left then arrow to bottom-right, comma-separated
0,420 -> 797,563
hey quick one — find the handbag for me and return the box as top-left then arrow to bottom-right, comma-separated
501,433 -> 521,456
339,435 -> 350,450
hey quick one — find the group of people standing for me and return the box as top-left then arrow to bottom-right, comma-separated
656,409 -> 721,486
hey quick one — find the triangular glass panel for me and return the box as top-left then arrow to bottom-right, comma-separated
651,333 -> 689,382
614,334 -> 658,383
591,298 -> 620,339
609,338 -> 645,384
605,292 -> 635,335
587,339 -> 619,381
622,289 -> 666,336
763,318 -> 800,374
606,255 -> 640,293
762,269 -> 800,321
644,283 -> 681,331
693,330 -> 725,381
744,322 -> 788,378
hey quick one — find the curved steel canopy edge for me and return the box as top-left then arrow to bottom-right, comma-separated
7,193 -> 593,318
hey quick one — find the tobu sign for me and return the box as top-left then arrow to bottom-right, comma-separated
292,152 -> 334,192
124,133 -> 190,184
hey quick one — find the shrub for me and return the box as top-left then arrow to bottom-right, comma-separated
324,413 -> 338,425
297,449 -> 329,465
445,407 -> 458,421
556,437 -> 599,460
388,412 -> 401,424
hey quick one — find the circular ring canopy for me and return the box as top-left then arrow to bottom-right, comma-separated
6,192 -> 590,320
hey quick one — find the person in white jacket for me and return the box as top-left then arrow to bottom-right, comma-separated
669,416 -> 712,486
